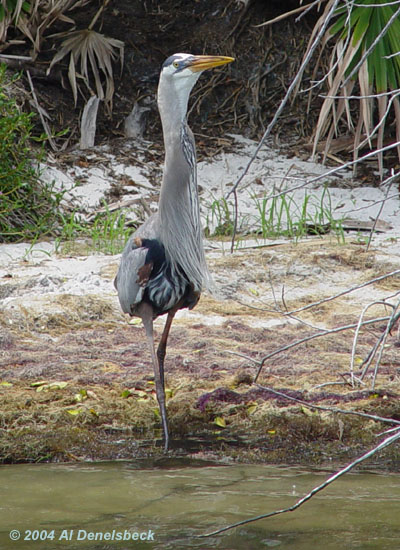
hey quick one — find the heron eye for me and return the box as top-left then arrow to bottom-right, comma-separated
173,61 -> 179,69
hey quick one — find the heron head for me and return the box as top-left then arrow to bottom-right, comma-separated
162,53 -> 234,77
162,52 -> 234,90
158,53 -> 234,121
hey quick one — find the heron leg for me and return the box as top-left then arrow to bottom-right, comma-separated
156,309 -> 177,391
139,302 -> 169,452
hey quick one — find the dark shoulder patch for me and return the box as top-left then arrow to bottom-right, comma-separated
137,262 -> 153,287
141,239 -> 166,275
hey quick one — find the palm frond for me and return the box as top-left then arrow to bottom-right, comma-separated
48,28 -> 124,112
0,0 -> 30,44
308,0 -> 400,178
1,0 -> 90,54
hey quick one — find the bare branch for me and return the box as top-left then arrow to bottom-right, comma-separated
254,1 -> 319,28
346,194 -> 399,214
198,428 -> 400,538
230,187 -> 239,253
226,0 -> 341,203
321,88 -> 400,100
366,179 -> 394,250
285,269 -> 400,316
350,300 -> 395,386
229,142 -> 400,216
312,380 -> 350,389
255,384 -> 400,425
236,270 -> 400,319
371,305 -> 400,389
358,93 -> 400,152
254,316 -> 390,382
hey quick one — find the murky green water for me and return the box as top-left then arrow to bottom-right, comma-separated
0,460 -> 399,549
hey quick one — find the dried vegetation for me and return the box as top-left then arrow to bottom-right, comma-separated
1,238 -> 400,465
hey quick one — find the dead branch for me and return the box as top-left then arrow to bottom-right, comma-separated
252,315 -> 391,382
227,0 -> 341,250
264,145 -> 400,203
345,194 -> 399,215
198,428 -> 400,538
254,384 -> 400,425
283,269 -> 400,316
370,305 -> 400,389
350,300 -> 396,387
354,305 -> 400,387
255,2 -> 315,28
225,315 -> 392,379
366,179 -> 394,250
312,380 -> 355,389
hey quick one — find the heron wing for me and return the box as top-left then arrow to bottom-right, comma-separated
133,212 -> 159,240
114,239 -> 151,315
114,213 -> 160,315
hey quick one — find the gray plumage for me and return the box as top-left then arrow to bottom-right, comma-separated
114,213 -> 158,315
114,53 -> 234,451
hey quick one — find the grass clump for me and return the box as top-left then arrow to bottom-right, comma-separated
0,65 -> 63,243
204,187 -> 345,243
204,196 -> 235,238
56,202 -> 132,255
253,187 -> 345,243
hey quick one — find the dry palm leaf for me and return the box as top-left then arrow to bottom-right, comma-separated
0,0 -> 30,44
17,0 -> 90,55
301,0 -> 400,178
47,28 -> 124,112
0,0 -> 90,56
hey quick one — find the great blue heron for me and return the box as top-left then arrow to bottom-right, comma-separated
114,53 -> 234,451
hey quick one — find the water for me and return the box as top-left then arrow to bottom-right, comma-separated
1,460 -> 399,550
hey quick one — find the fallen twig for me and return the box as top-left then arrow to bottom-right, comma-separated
312,380 -> 351,389
283,269 -> 400,316
366,178 -> 394,251
254,3 -> 314,28
350,300 -> 395,387
227,0 -> 341,250
370,305 -> 400,390
255,142 -> 400,203
355,305 -> 400,387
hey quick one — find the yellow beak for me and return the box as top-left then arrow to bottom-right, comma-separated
188,55 -> 234,73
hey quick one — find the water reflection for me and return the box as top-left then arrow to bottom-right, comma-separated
0,460 -> 399,549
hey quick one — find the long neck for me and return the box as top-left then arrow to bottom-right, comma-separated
156,77 -> 211,292
157,71 -> 192,140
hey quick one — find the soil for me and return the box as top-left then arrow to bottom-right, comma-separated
18,0 -> 319,152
